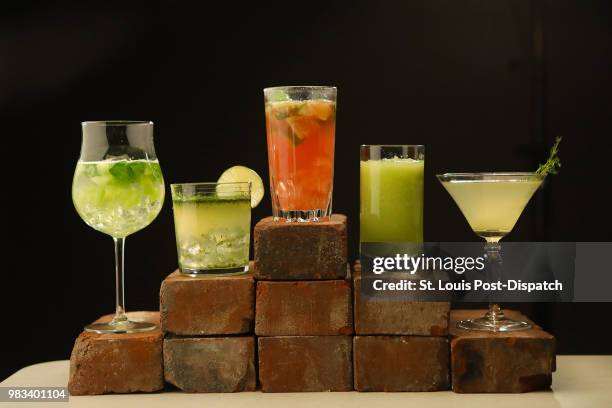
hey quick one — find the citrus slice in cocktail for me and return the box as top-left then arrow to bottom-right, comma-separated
218,165 -> 264,208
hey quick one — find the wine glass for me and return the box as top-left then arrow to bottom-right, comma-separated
72,121 -> 165,333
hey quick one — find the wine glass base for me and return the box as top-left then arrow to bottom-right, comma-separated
457,316 -> 532,332
85,320 -> 157,334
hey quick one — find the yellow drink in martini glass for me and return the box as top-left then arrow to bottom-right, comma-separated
437,172 -> 545,331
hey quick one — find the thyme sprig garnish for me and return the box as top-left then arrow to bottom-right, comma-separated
536,136 -> 562,175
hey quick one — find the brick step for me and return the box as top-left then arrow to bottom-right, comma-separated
353,268 -> 450,336
164,335 -> 256,392
258,336 -> 353,392
354,335 -> 450,391
254,214 -> 347,280
160,268 -> 254,335
256,278 -> 352,336
450,309 -> 556,393
68,311 -> 163,395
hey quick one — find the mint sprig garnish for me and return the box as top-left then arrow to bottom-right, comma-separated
536,136 -> 562,175
109,161 -> 145,183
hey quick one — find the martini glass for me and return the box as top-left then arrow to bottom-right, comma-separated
437,172 -> 545,332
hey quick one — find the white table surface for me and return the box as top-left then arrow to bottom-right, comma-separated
2,355 -> 611,408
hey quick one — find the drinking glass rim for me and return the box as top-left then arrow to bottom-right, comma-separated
264,85 -> 337,92
171,182 -> 251,200
437,172 -> 546,182
170,181 -> 251,188
361,144 -> 425,148
82,120 -> 153,126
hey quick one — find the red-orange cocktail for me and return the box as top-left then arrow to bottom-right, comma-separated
264,86 -> 336,221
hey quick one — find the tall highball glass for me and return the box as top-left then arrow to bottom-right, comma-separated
264,86 -> 336,222
360,145 -> 425,245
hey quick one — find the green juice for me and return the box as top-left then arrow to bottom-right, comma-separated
72,159 -> 164,238
440,178 -> 542,239
172,196 -> 251,272
360,158 -> 424,243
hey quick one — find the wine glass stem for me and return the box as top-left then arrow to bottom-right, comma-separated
112,237 -> 128,325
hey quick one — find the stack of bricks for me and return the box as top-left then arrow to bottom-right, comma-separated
67,213 -> 557,395
158,268 -> 257,392
254,215 -> 353,392
352,262 -> 451,391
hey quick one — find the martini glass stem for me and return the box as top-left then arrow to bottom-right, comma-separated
455,238 -> 532,332
484,239 -> 504,326
486,303 -> 505,322
112,237 -> 128,325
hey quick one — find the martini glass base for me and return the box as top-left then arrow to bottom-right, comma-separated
85,320 -> 156,334
457,314 -> 532,332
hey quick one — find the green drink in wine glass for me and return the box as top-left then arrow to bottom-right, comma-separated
72,121 -> 165,333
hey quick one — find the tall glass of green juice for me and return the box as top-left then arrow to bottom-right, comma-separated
360,145 -> 425,253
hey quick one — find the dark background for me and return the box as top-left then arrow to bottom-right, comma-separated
2,1 -> 611,380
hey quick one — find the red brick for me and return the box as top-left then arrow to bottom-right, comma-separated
68,311 -> 163,395
256,280 -> 352,336
163,336 -> 256,392
450,309 -> 556,393
353,336 -> 450,391
354,270 -> 450,335
254,214 -> 347,280
258,336 -> 352,392
160,268 -> 254,335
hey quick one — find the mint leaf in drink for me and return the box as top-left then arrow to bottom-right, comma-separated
536,136 -> 562,175
130,161 -> 146,177
267,89 -> 291,102
109,162 -> 136,182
